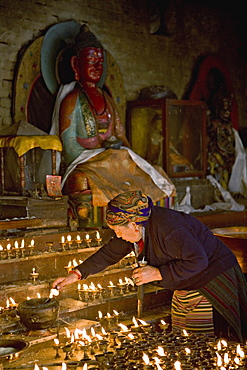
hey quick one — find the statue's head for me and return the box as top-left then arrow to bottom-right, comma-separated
71,25 -> 104,83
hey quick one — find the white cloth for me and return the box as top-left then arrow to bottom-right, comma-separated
51,83 -> 175,197
177,175 -> 244,214
228,128 -> 247,197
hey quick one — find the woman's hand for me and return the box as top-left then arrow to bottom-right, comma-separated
52,269 -> 81,291
132,265 -> 162,285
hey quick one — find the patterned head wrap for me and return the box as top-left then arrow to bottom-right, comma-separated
106,190 -> 153,226
73,24 -> 103,56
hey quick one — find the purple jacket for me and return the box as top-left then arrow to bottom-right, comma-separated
76,207 -> 238,291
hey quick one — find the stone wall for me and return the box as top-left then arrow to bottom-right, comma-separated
0,0 -> 246,130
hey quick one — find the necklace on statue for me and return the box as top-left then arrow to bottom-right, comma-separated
80,85 -> 107,116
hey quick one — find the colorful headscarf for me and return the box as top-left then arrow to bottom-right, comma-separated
106,190 -> 153,226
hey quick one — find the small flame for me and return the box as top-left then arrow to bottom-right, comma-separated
31,239 -> 34,246
65,327 -> 70,338
82,363 -> 88,370
21,239 -> 25,248
234,357 -> 240,365
7,243 -> 11,250
101,327 -> 107,335
118,323 -> 129,332
74,328 -> 82,339
156,364 -> 163,370
138,318 -> 148,326
217,340 -> 222,351
86,234 -> 90,240
76,235 -> 81,241
156,346 -> 165,356
0,245 -> 3,251
14,241 -> 18,249
132,317 -> 139,327
182,329 -> 188,336
89,282 -> 96,291
95,333 -> 103,340
61,363 -> 67,370
96,231 -> 101,239
185,347 -> 191,355
113,310 -> 119,316
108,281 -> 115,287
72,259 -> 78,267
98,310 -> 103,319
9,297 -> 16,305
67,235 -> 71,242
34,364 -> 40,370
54,338 -> 59,345
61,236 -> 65,243
223,352 -> 229,364
126,277 -> 135,286
142,353 -> 149,365
37,293 -> 41,298
236,344 -> 244,358
174,361 -> 182,370
216,352 -> 222,367
153,357 -> 161,365
70,333 -> 75,343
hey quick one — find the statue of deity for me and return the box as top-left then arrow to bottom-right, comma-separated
57,25 -> 174,220
207,91 -> 235,189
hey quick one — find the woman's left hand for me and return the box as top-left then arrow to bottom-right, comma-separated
132,265 -> 162,285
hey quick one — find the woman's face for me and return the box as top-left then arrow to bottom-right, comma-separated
108,222 -> 142,243
72,47 -> 104,83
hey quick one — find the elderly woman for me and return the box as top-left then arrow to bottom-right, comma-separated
52,190 -> 247,342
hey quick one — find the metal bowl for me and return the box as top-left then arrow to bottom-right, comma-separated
212,226 -> 247,272
0,339 -> 29,364
212,226 -> 247,241
17,297 -> 59,330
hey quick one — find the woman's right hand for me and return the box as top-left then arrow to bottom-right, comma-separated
52,271 -> 80,291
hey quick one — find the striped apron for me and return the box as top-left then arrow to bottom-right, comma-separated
171,289 -> 214,334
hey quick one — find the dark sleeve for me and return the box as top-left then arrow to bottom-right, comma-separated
76,237 -> 133,279
156,228 -> 209,289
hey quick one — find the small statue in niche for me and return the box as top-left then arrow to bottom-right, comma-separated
207,92 -> 235,189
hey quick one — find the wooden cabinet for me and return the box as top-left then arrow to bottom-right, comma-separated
126,99 -> 207,178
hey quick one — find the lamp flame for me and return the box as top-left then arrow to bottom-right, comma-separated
65,327 -> 70,338
98,310 -> 103,319
132,317 -> 139,327
157,346 -> 165,356
174,360 -> 182,370
138,318 -> 148,326
118,323 -> 129,332
142,353 -> 149,365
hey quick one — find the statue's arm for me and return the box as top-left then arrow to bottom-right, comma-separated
59,91 -> 86,165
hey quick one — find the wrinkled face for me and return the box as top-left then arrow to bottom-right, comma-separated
108,222 -> 142,243
72,47 -> 104,83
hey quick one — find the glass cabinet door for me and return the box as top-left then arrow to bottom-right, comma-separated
126,98 -> 207,178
